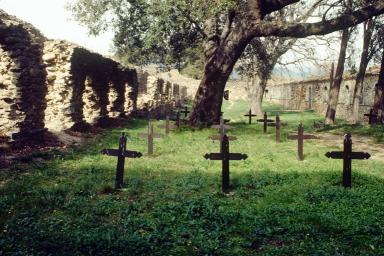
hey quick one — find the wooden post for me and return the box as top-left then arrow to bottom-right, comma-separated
343,134 -> 352,187
263,112 -> 267,133
276,114 -> 281,142
222,135 -> 230,192
176,111 -> 180,127
148,123 -> 154,156
115,133 -> 127,189
298,123 -> 304,161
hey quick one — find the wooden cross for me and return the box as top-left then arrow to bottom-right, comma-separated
364,108 -> 378,125
325,133 -> 371,188
204,135 -> 248,193
158,116 -> 176,135
288,123 -> 320,161
267,114 -> 283,142
209,117 -> 237,142
257,112 -> 274,133
180,106 -> 190,118
101,133 -> 142,189
138,122 -> 164,156
244,109 -> 257,124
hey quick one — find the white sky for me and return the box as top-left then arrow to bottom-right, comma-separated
0,0 -> 113,55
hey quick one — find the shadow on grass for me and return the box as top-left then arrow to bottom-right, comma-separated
2,164 -> 384,255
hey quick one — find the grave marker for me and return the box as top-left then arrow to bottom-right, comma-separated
364,108 -> 378,125
267,114 -> 283,142
325,133 -> 370,188
244,109 -> 257,124
180,106 -> 190,118
209,117 -> 237,142
158,116 -> 176,135
204,135 -> 248,193
138,122 -> 164,156
257,112 -> 274,133
288,123 -> 320,161
101,133 -> 142,189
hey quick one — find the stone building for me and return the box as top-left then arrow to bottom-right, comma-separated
265,69 -> 380,122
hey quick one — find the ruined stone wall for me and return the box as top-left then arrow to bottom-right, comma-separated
265,71 -> 379,122
0,10 -> 47,138
136,70 -> 190,117
43,42 -> 138,131
0,10 -> 140,139
0,9 -> 191,141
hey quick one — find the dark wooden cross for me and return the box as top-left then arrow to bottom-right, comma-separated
158,116 -> 176,135
138,122 -> 164,156
223,90 -> 229,100
325,133 -> 371,188
288,123 -> 320,161
101,133 -> 142,189
180,106 -> 190,118
257,112 -> 274,133
204,135 -> 248,193
244,109 -> 257,124
364,108 -> 378,125
267,114 -> 283,142
209,117 -> 237,142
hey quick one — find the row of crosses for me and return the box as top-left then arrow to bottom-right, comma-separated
101,107 -> 372,191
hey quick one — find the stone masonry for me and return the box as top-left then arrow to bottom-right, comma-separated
265,69 -> 380,122
0,10 -> 188,141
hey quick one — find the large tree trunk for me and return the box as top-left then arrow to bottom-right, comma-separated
250,74 -> 269,116
325,29 -> 350,125
351,20 -> 374,124
373,50 -> 384,115
189,30 -> 251,126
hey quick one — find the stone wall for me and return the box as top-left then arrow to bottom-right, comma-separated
265,70 -> 380,122
136,70 -> 190,118
43,41 -> 138,131
0,9 -> 47,138
0,9 -> 191,141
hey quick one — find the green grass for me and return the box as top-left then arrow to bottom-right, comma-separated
1,101 -> 384,255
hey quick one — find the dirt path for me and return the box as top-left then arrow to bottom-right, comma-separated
314,132 -> 384,162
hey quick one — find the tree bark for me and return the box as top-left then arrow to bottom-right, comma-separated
351,20 -> 374,124
373,50 -> 384,114
250,73 -> 269,116
188,2 -> 384,126
189,27 -> 251,125
325,29 -> 350,125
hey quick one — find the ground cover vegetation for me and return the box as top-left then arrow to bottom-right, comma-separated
1,102 -> 384,255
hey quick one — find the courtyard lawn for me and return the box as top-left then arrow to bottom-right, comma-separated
1,101 -> 384,255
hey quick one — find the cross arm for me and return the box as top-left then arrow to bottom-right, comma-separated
325,151 -> 343,159
208,135 -> 237,141
228,153 -> 248,160
101,149 -> 142,158
204,153 -> 222,160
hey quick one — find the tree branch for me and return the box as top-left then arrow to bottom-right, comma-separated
251,1 -> 384,38
260,0 -> 300,16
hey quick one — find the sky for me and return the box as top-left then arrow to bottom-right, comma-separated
0,0 -> 113,55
